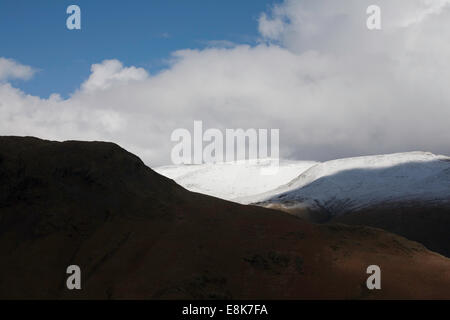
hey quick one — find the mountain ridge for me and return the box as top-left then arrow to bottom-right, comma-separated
156,151 -> 450,257
1,137 -> 449,299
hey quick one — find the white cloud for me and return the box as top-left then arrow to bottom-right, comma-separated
258,12 -> 286,40
0,58 -> 36,81
1,0 -> 450,166
81,59 -> 149,92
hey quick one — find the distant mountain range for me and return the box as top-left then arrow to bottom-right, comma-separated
246,152 -> 450,212
1,137 -> 449,299
156,152 -> 450,257
155,159 -> 318,201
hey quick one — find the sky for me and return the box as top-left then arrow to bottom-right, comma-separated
1,0 -> 450,166
0,0 -> 276,98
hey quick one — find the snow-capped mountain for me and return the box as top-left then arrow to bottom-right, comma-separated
154,159 -> 318,201
245,152 -> 450,215
155,152 -> 450,217
155,152 -> 450,257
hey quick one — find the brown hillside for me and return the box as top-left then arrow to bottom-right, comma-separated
0,137 -> 449,299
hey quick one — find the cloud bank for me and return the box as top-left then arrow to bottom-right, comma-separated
0,58 -> 36,82
1,0 -> 450,166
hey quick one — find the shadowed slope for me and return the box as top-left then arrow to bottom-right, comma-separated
0,137 -> 449,299
330,204 -> 450,257
246,154 -> 450,257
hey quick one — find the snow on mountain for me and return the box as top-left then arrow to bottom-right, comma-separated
154,159 -> 318,201
244,152 -> 450,215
